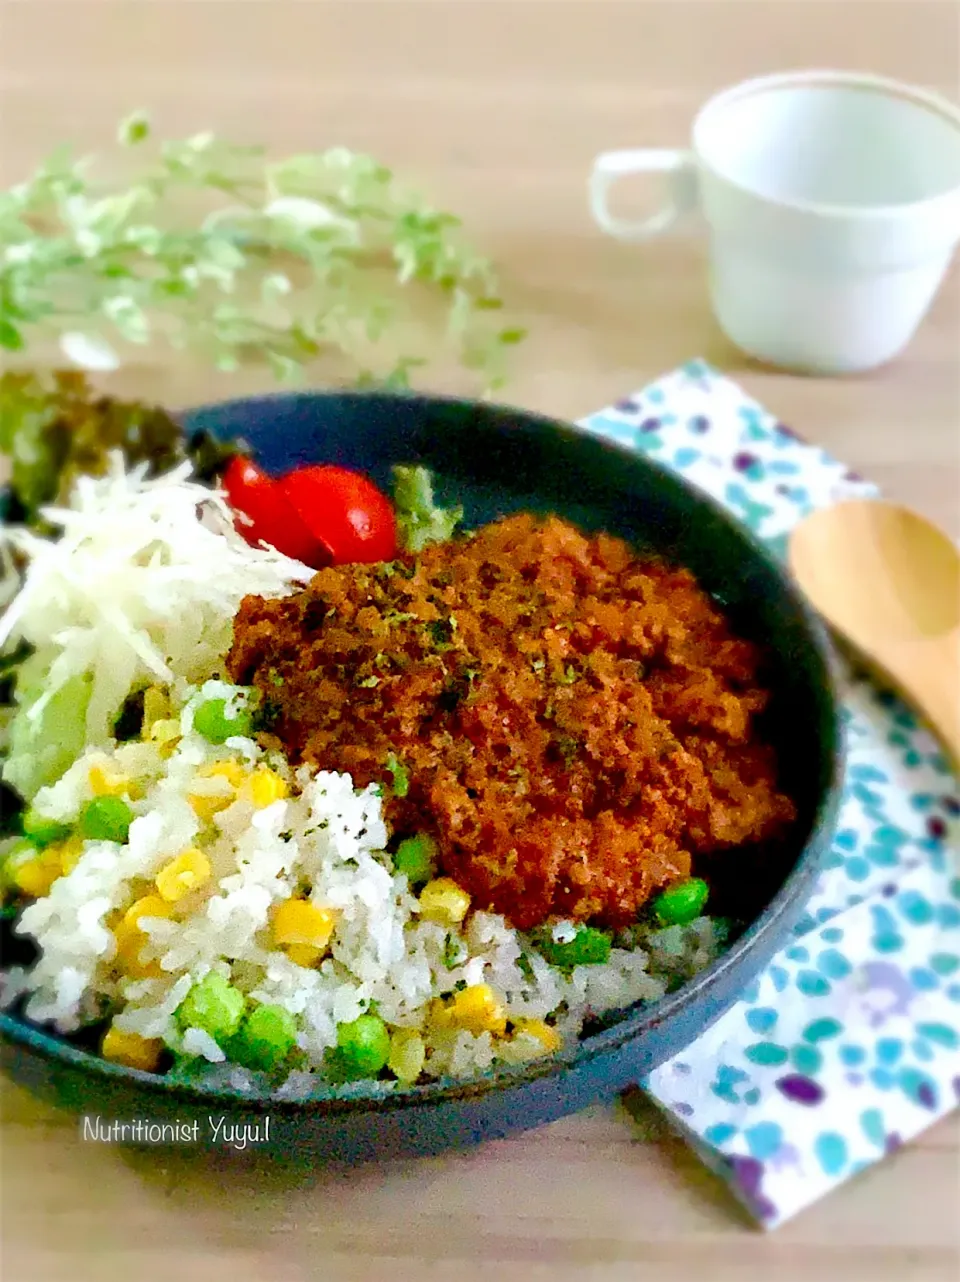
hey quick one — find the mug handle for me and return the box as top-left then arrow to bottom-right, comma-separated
589,149 -> 698,240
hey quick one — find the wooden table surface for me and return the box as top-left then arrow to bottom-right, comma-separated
1,3 -> 958,1280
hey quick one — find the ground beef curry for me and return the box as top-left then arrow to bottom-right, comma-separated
227,513 -> 796,930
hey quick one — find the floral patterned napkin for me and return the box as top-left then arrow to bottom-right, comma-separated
578,360 -> 960,1228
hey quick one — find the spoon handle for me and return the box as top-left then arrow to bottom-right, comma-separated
900,629 -> 960,772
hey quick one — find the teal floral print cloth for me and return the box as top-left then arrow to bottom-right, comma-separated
579,361 -> 960,1228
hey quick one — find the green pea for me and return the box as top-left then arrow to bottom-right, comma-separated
652,877 -> 709,926
538,925 -> 612,968
21,811 -> 71,849
193,697 -> 254,745
227,1004 -> 298,1073
335,1013 -> 391,1078
393,834 -> 436,885
79,796 -> 134,844
176,972 -> 246,1042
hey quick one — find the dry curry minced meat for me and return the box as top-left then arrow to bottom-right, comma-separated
227,513 -> 796,931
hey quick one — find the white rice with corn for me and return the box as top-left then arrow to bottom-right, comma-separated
0,456 -> 720,1094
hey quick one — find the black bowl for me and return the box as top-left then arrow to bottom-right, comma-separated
0,391 -> 842,1159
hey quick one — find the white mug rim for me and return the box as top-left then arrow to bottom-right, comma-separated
691,68 -> 960,220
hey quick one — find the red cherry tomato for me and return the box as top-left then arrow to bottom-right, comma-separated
222,456 -> 330,566
280,465 -> 397,564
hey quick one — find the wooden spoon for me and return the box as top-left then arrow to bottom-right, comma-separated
788,499 -> 960,770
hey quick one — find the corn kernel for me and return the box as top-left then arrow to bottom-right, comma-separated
188,760 -> 247,821
121,952 -> 163,980
187,789 -> 233,823
57,837 -> 86,875
387,1028 -> 426,1084
123,895 -> 173,930
433,983 -> 507,1036
418,877 -> 471,925
239,767 -> 289,809
272,899 -> 337,951
197,759 -> 247,788
142,686 -> 171,735
89,763 -> 133,798
10,851 -> 61,898
101,1025 -> 164,1072
155,847 -> 212,903
285,943 -> 323,969
112,928 -> 163,979
188,795 -> 228,824
113,895 -> 172,978
148,718 -> 182,751
512,1017 -> 562,1054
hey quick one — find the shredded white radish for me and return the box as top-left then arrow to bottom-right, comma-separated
0,451 -> 312,745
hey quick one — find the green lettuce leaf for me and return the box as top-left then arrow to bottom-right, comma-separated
391,465 -> 463,553
2,671 -> 92,801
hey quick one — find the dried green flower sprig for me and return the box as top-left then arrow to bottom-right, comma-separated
0,112 -> 523,388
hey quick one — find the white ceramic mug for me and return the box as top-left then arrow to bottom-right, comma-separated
589,70 -> 960,374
